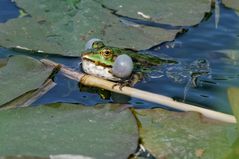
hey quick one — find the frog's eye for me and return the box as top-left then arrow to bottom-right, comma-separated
101,49 -> 113,59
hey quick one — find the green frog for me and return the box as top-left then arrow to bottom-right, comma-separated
81,40 -> 176,86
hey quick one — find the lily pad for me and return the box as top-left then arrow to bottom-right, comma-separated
0,103 -> 138,159
228,88 -> 239,126
223,138 -> 239,159
0,156 -> 48,159
135,108 -> 238,159
225,88 -> 239,159
0,55 -> 53,106
97,0 -> 211,26
0,0 -> 211,55
0,58 -> 7,68
222,0 -> 239,11
1,80 -> 56,110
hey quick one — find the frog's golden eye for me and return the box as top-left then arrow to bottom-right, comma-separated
100,49 -> 113,59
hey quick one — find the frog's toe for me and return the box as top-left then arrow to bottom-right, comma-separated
112,81 -> 130,91
112,72 -> 143,90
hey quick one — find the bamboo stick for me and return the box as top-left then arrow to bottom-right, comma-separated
41,59 -> 237,123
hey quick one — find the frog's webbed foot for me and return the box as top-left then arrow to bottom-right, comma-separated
112,72 -> 143,90
112,80 -> 132,91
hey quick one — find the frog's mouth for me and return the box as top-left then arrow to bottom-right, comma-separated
81,52 -> 113,68
82,57 -> 112,68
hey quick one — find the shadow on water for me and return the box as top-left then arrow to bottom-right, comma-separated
0,1 -> 239,114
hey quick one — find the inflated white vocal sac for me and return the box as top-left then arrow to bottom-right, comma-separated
84,38 -> 102,50
112,54 -> 134,78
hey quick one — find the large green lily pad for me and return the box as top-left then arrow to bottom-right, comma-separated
0,156 -> 47,159
0,0 -> 211,56
135,108 -> 238,159
97,0 -> 211,26
0,103 -> 138,159
225,88 -> 239,159
0,55 -> 53,106
0,58 -> 7,68
228,88 -> 239,127
1,80 -> 56,110
223,138 -> 239,159
222,0 -> 239,11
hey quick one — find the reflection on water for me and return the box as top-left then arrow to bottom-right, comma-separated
0,1 -> 239,114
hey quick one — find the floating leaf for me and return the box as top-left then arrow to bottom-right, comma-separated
97,0 -> 211,26
0,0 -> 211,55
0,154 -> 94,159
222,0 -> 239,11
1,80 -> 56,110
0,55 -> 53,106
223,138 -> 239,159
0,103 -> 138,159
0,156 -> 47,159
224,88 -> 239,159
228,87 -> 239,126
0,155 -> 94,159
135,108 -> 237,159
0,58 -> 7,68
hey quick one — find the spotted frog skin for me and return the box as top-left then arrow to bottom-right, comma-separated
81,41 -> 177,82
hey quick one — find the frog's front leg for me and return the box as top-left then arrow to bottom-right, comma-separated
128,72 -> 144,86
112,72 -> 143,90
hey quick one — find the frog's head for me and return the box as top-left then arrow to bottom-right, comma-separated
81,39 -> 134,81
82,47 -> 117,67
81,47 -> 121,81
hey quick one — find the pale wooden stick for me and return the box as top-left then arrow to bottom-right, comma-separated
41,59 -> 236,123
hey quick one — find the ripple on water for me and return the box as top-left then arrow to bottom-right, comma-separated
148,3 -> 239,113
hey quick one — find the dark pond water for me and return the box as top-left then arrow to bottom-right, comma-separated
0,0 -> 239,114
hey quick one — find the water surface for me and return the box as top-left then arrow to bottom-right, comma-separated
0,1 -> 239,114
